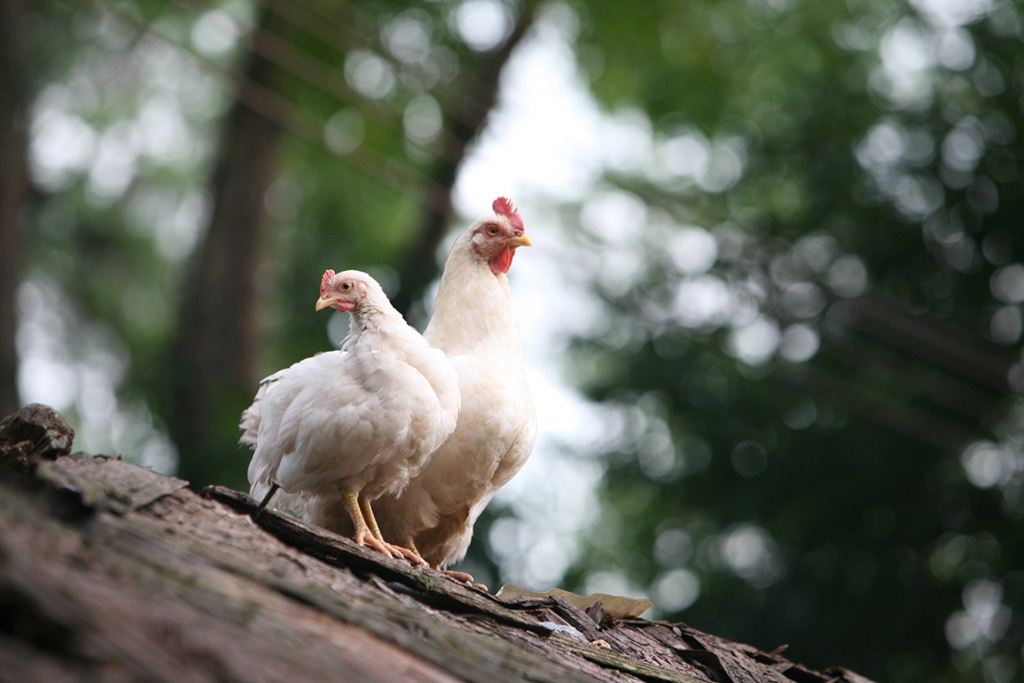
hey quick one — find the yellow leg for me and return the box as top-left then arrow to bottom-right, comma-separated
359,495 -> 385,542
342,492 -> 394,558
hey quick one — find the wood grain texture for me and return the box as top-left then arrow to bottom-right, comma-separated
0,406 -> 876,683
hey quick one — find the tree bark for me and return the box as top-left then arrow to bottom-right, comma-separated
0,0 -> 29,417
171,0 -> 285,486
0,406 -> 878,683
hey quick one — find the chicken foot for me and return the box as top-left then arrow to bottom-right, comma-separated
358,497 -> 427,565
439,568 -> 486,590
343,493 -> 399,558
387,535 -> 429,567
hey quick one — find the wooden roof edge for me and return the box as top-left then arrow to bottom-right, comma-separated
0,403 -> 878,683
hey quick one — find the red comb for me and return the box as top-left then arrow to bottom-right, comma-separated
320,269 -> 335,295
492,196 -> 525,233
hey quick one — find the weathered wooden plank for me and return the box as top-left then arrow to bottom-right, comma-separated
203,484 -> 555,634
548,633 -> 713,683
0,432 -> 878,683
0,477 -> 471,683
36,452 -> 188,514
154,486 -> 636,682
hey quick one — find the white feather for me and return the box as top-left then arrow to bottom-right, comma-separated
372,212 -> 537,567
240,271 -> 460,523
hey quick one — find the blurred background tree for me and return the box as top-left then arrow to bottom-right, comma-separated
6,1 -> 1023,682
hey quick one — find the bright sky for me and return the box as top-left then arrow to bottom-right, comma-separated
443,3 -> 776,597
447,10 -> 622,591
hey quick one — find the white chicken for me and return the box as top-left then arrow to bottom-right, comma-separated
372,196 -> 537,577
240,269 -> 460,560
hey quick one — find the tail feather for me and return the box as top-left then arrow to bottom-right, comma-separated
239,368 -> 289,447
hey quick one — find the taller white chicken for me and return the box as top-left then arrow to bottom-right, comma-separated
373,197 -> 536,575
241,269 -> 460,560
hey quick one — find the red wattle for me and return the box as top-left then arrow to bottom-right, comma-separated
489,247 -> 514,274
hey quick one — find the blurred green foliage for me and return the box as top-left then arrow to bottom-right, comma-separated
536,1 -> 1024,682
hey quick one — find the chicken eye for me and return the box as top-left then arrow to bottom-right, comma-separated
487,226 -> 500,236
340,282 -> 352,291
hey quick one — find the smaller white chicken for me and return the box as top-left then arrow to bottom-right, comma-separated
241,269 -> 460,560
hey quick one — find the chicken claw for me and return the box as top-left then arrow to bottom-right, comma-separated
440,569 -> 487,591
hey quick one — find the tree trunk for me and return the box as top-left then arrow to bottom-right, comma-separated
171,0 -> 285,487
0,0 -> 29,417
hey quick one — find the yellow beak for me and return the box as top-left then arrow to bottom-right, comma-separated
315,296 -> 333,311
509,234 -> 533,248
